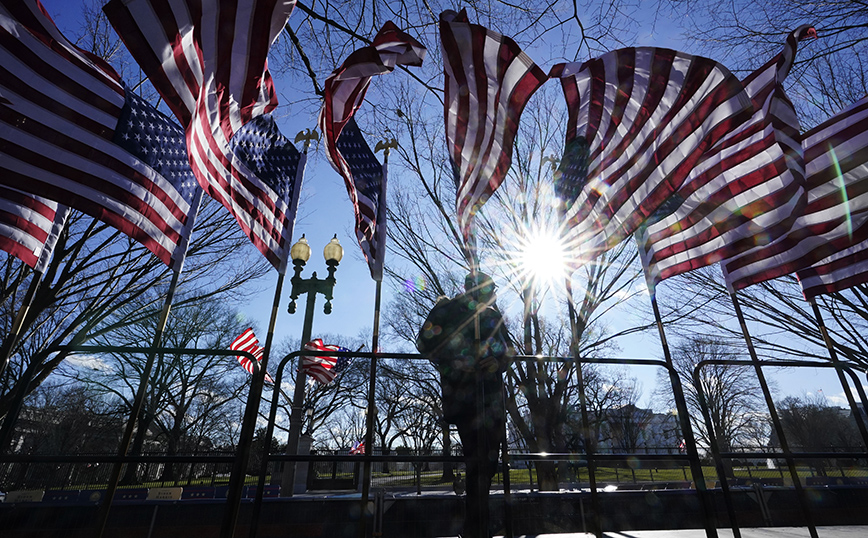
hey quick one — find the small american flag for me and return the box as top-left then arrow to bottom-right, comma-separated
441,9 -> 548,262
549,47 -> 753,261
230,328 -> 274,384
319,21 -> 425,281
302,339 -> 352,385
0,0 -> 201,269
349,440 -> 365,455
104,0 -> 302,273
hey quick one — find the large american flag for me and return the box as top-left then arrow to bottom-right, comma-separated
0,187 -> 68,273
639,27 -> 816,286
104,0 -> 303,273
230,328 -> 274,383
0,0 -> 201,269
319,21 -> 425,281
441,9 -> 548,261
302,339 -> 352,385
549,48 -> 753,261
721,96 -> 868,294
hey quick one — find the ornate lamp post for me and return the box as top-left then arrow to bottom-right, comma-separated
282,234 -> 343,495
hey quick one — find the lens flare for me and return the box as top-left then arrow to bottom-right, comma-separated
830,145 -> 853,240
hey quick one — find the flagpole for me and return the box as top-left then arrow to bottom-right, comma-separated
0,271 -> 42,390
242,132 -> 314,538
94,190 -> 203,538
95,265 -> 182,537
563,276 -> 602,538
221,272 -> 285,538
0,270 -> 46,450
729,291 -> 818,538
647,288 -> 719,538
0,204 -> 69,385
807,296 -> 868,447
358,137 -> 395,538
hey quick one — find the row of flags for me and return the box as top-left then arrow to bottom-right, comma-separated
444,12 -> 867,300
3,2 -> 866,329
0,0 -> 423,285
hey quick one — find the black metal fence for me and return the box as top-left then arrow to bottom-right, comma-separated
3,347 -> 868,538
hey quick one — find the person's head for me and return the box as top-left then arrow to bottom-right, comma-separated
465,272 -> 496,302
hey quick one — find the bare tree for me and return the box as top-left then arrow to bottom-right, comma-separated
659,0 -> 868,123
775,392 -> 862,475
658,336 -> 765,453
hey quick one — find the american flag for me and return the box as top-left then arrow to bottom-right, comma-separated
104,0 -> 303,273
0,0 -> 201,269
230,328 -> 274,383
549,47 -> 753,261
319,21 -> 425,281
441,9 -> 548,260
722,93 -> 868,295
0,187 -> 68,273
795,95 -> 868,298
302,339 -> 352,385
349,439 -> 365,455
332,118 -> 384,280
639,26 -> 815,287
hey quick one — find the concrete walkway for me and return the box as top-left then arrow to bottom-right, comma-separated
482,527 -> 868,538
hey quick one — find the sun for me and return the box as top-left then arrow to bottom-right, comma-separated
516,226 -> 571,290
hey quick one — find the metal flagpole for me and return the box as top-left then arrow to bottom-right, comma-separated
647,289 -> 719,538
729,291 -> 818,538
96,190 -> 204,538
0,271 -> 46,452
0,204 -> 70,390
243,130 -> 315,538
358,136 -> 396,538
807,297 -> 868,448
563,276 -> 602,538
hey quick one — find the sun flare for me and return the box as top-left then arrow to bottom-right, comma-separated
516,227 -> 571,289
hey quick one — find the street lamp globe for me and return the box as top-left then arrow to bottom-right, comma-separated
323,234 -> 343,265
290,235 -> 312,264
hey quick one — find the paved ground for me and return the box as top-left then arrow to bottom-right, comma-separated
478,527 -> 868,538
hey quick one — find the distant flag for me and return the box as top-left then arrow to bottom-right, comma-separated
441,9 -> 548,263
230,328 -> 274,384
319,21 -> 425,281
549,47 -> 753,261
640,27 -> 816,287
0,187 -> 69,273
349,439 -> 365,455
302,339 -> 353,385
0,0 -> 201,269
104,0 -> 304,273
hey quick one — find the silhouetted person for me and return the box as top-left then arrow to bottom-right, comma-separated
416,273 -> 513,538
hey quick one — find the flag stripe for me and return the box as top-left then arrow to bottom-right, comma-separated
0,185 -> 59,270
